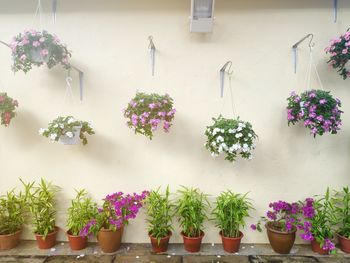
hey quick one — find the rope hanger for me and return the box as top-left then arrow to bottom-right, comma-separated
219,61 -> 235,118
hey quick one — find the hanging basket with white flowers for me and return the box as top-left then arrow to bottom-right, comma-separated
39,116 -> 94,145
205,115 -> 258,162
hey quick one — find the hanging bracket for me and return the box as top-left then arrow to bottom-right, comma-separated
148,36 -> 156,76
334,0 -> 338,23
219,61 -> 233,98
52,0 -> 58,23
292,33 -> 314,74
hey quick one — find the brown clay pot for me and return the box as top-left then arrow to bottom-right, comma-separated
311,240 -> 329,255
97,227 -> 123,253
337,233 -> 350,254
67,230 -> 88,250
149,231 -> 172,253
0,230 -> 22,250
220,231 -> 243,253
265,223 -> 296,254
35,227 -> 58,249
181,231 -> 204,253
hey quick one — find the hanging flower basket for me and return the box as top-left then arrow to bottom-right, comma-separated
325,30 -> 350,80
123,92 -> 176,139
10,29 -> 71,73
287,90 -> 342,137
205,116 -> 258,162
39,116 -> 94,145
0,93 -> 18,127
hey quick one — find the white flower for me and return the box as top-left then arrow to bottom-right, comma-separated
211,152 -> 218,157
53,124 -> 58,128
248,154 -> 253,160
228,129 -> 236,134
221,129 -> 225,133
235,133 -> 243,138
248,133 -> 252,137
65,131 -> 74,138
243,143 -> 249,149
38,128 -> 47,135
67,117 -> 75,124
59,124 -> 64,129
88,121 -> 93,128
211,141 -> 217,147
237,127 -> 242,132
216,136 -> 224,142
49,133 -> 57,141
221,143 -> 228,150
244,138 -> 248,141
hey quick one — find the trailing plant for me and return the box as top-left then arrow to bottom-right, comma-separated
22,178 -> 60,238
205,115 -> 257,162
298,189 -> 337,253
331,187 -> 350,239
145,186 -> 174,243
175,186 -> 209,237
0,92 -> 18,127
213,191 -> 252,238
67,189 -> 98,236
80,191 -> 149,237
39,116 -> 94,145
251,200 -> 301,233
287,90 -> 342,137
10,29 -> 71,73
123,92 -> 176,139
325,29 -> 350,79
0,190 -> 26,235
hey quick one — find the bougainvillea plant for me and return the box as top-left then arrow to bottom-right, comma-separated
205,116 -> 257,162
123,92 -> 176,139
251,200 -> 301,233
325,30 -> 350,80
287,90 -> 342,137
39,116 -> 94,145
298,189 -> 337,254
0,93 -> 18,127
80,191 -> 149,237
10,29 -> 71,73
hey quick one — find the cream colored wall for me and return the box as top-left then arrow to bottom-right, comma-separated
0,0 -> 350,244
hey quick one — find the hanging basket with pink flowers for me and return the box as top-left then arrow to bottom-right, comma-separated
123,92 -> 176,139
10,29 -> 71,73
0,92 -> 18,127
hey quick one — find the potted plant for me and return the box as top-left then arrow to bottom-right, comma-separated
332,187 -> 350,253
298,189 -> 336,255
175,186 -> 209,253
67,189 -> 98,250
251,200 -> 300,254
145,186 -> 174,253
287,90 -> 342,137
39,116 -> 94,145
0,93 -> 18,127
123,92 -> 176,139
80,191 -> 149,253
212,191 -> 252,253
10,29 -> 71,73
205,115 -> 258,162
0,190 -> 26,250
325,29 -> 350,79
23,179 -> 60,249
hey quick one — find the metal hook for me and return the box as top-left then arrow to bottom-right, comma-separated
148,36 -> 155,50
220,61 -> 233,75
292,33 -> 314,49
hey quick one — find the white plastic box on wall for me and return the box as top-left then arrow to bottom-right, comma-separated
190,0 -> 215,33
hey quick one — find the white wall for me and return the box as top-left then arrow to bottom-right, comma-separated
0,0 -> 349,244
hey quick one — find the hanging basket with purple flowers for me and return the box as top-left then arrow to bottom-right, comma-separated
286,90 -> 342,137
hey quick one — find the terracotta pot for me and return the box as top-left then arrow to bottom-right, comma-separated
97,227 -> 123,253
220,230 -> 243,253
265,223 -> 296,254
0,230 -> 22,250
181,231 -> 204,253
311,240 -> 329,255
337,233 -> 350,254
149,231 -> 172,253
35,227 -> 58,249
67,230 -> 88,250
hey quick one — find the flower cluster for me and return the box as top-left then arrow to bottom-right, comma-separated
287,90 -> 342,137
80,191 -> 149,237
251,200 -> 300,233
39,116 -> 94,145
325,30 -> 350,79
0,93 -> 18,127
205,116 -> 257,162
10,29 -> 71,73
123,92 -> 176,139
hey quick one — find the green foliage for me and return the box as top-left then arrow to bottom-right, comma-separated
205,115 -> 257,162
22,178 -> 59,238
331,186 -> 350,238
0,92 -> 18,127
0,190 -> 26,235
145,186 -> 174,243
67,189 -> 98,236
39,116 -> 95,145
175,186 -> 209,237
212,191 -> 253,238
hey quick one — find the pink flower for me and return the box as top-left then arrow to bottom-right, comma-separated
39,37 -> 45,43
40,49 -> 49,56
20,54 -> 26,62
12,100 -> 18,107
0,96 -> 5,103
32,41 -> 41,47
148,103 -> 156,109
62,57 -> 69,65
342,49 -> 348,54
158,111 -> 166,117
163,121 -> 171,132
131,114 -> 138,126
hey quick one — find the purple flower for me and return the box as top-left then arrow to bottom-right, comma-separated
250,224 -> 257,230
319,99 -> 327,105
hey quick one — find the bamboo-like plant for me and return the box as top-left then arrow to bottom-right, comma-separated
175,186 -> 209,237
212,191 -> 253,238
145,186 -> 174,243
332,186 -> 350,238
